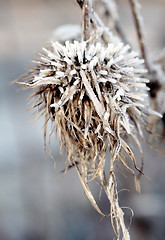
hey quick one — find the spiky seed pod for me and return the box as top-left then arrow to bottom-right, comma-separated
19,40 -> 161,240
20,40 -> 155,156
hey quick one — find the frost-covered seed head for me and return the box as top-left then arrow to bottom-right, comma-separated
20,40 -> 159,179
19,39 -> 163,240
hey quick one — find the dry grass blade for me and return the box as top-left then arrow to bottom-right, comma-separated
76,165 -> 106,216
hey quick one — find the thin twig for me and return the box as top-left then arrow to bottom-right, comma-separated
77,0 -> 120,44
91,11 -> 120,44
99,0 -> 129,44
77,0 -> 92,41
128,0 -> 152,72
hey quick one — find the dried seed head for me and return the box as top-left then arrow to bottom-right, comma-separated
19,40 -> 161,170
19,40 -> 162,240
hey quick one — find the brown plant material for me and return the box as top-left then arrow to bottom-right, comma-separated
18,0 -> 162,239
128,0 -> 152,72
18,39 -> 161,239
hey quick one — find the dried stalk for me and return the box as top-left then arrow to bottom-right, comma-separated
128,0 -> 152,72
77,0 -> 120,44
82,0 -> 92,41
97,0 -> 129,45
128,0 -> 165,134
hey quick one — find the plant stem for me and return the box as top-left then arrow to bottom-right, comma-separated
77,0 -> 120,44
101,0 -> 129,44
77,0 -> 92,41
128,0 -> 152,72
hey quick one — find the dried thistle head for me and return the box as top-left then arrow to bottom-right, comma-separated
19,39 -> 161,182
19,40 -> 161,239
17,0 -> 164,238
21,42 -> 145,150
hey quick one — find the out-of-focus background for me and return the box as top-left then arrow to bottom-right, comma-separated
0,0 -> 165,239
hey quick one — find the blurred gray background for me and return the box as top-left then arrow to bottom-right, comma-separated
0,0 -> 165,239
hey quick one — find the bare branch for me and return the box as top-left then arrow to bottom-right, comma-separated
77,0 -> 93,41
98,0 -> 129,44
82,0 -> 91,41
77,0 -> 120,44
128,0 -> 152,72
